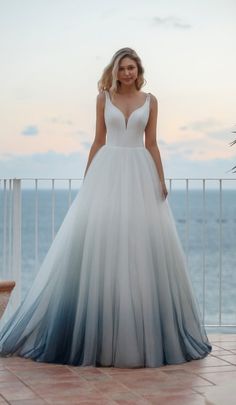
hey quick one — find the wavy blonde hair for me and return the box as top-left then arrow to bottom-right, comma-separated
97,48 -> 146,95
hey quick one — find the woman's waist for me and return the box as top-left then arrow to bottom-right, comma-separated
105,137 -> 144,148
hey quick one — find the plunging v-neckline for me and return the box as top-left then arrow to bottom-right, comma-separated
107,91 -> 150,129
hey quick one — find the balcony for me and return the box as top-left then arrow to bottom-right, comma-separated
0,177 -> 236,404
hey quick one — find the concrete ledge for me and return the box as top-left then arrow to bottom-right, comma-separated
0,280 -> 16,318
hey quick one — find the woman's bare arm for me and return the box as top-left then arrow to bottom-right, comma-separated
83,92 -> 106,178
145,94 -> 168,198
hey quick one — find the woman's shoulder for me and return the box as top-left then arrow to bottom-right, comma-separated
139,90 -> 157,103
143,92 -> 158,110
145,91 -> 157,102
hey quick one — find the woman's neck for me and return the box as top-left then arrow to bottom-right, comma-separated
117,84 -> 138,95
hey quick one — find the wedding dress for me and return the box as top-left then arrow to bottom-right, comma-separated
0,90 -> 212,367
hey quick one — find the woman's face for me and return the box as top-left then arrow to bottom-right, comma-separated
117,57 -> 138,87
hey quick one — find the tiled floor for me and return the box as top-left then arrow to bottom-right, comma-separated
0,333 -> 236,404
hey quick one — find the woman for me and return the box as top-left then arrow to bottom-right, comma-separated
0,47 -> 212,368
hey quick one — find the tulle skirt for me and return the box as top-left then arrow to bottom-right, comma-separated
0,145 -> 212,367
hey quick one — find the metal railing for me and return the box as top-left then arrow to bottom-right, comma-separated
0,177 -> 235,328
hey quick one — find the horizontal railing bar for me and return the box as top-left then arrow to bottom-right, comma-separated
0,178 -> 236,181
204,324 -> 236,328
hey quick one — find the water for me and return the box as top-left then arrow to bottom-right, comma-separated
0,188 -> 236,328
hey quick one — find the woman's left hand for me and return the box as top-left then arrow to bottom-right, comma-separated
161,182 -> 168,200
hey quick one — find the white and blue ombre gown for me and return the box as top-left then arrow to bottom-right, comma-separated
0,91 -> 212,367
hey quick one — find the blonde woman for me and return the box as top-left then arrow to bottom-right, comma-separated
0,48 -> 212,368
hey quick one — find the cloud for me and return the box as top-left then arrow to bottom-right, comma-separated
21,125 -> 39,136
100,8 -> 117,20
48,117 -> 74,126
1,145 -> 235,185
75,130 -> 90,138
163,152 -> 236,180
207,127 -> 235,141
81,141 -> 91,151
159,130 -> 236,163
0,150 -> 87,180
152,16 -> 192,30
179,120 -> 234,142
180,118 -> 222,132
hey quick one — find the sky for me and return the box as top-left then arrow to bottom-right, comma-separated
0,0 -> 236,185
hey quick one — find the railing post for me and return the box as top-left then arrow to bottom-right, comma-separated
202,179 -> 206,325
11,178 -> 22,311
185,179 -> 189,266
219,179 -> 222,326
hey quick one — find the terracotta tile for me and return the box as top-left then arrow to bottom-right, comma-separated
109,391 -> 141,400
164,374 -> 213,388
6,361 -> 73,372
208,334 -> 236,342
67,367 -> 114,382
114,372 -> 212,394
211,355 -> 236,365
193,384 -> 221,394
114,400 -> 150,405
206,333 -> 225,339
32,380 -> 98,398
43,387 -> 110,402
178,355 -> 232,368
154,363 -> 199,373
0,370 -> 20,383
211,349 -> 233,355
213,342 -> 236,350
212,353 -> 236,358
211,344 -> 224,350
196,370 -> 236,385
111,370 -> 167,382
79,374 -> 114,382
161,369 -> 197,377
108,369 -> 173,394
90,379 -> 131,394
106,389 -> 149,402
46,398 -> 115,405
0,381 -> 39,401
27,375 -> 91,389
11,366 -> 83,383
194,381 -> 236,404
9,400 -> 47,404
68,366 -> 106,375
0,357 -> 34,368
0,397 -> 8,405
143,392 -> 206,404
195,365 -> 236,373
97,367 -> 156,376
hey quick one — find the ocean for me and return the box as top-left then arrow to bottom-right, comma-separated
0,187 -> 236,329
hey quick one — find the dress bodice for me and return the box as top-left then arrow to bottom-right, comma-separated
104,90 -> 151,148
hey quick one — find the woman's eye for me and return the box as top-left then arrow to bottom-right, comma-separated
119,66 -> 135,71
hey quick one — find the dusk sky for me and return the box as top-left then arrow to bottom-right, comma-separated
1,0 -> 236,183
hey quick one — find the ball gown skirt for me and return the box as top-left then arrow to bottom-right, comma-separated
0,90 -> 212,367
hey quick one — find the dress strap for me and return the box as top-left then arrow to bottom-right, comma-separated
103,90 -> 109,109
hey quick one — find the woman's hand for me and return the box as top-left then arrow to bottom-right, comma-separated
161,181 -> 168,200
